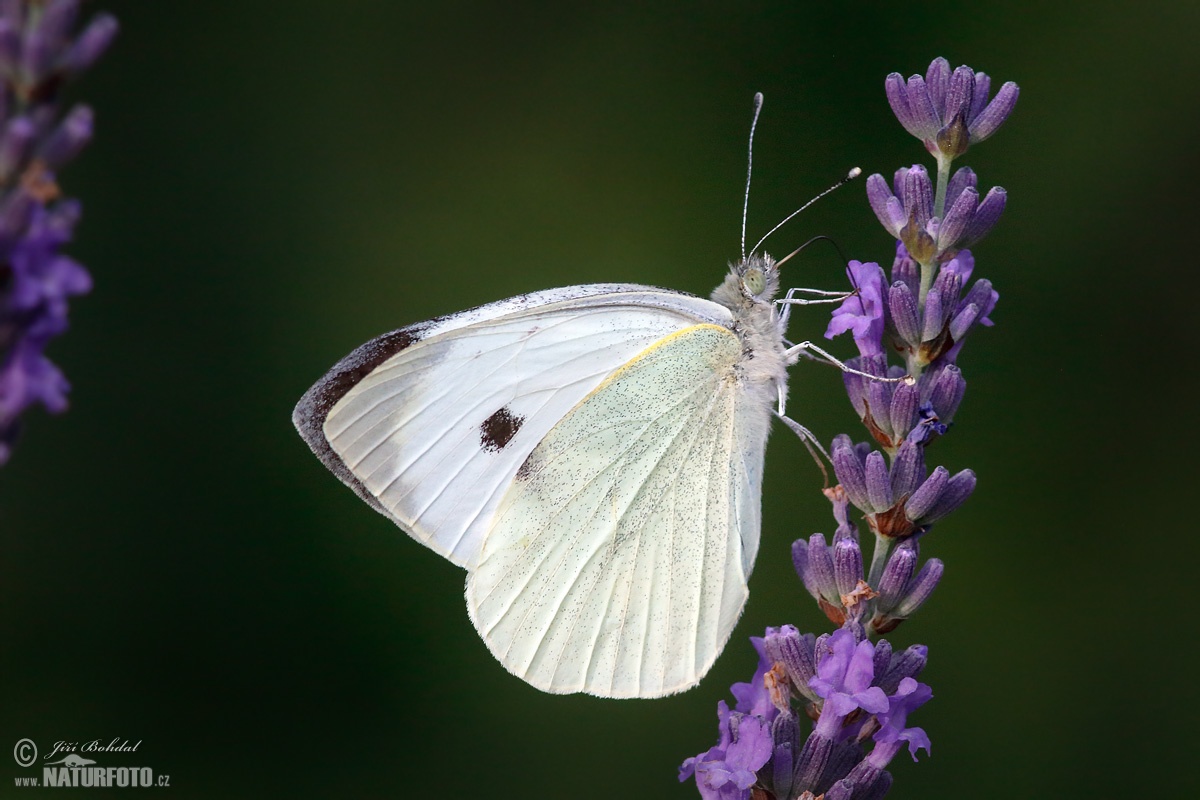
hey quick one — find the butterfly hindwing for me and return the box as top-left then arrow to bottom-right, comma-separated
293,285 -> 734,569
466,324 -> 767,698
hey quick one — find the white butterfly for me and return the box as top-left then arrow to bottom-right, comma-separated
293,97 -> 861,698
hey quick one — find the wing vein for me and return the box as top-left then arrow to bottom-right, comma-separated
477,371 -> 721,627
609,383 -> 720,695
491,372 -> 716,671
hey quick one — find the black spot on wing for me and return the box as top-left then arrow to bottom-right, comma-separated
291,320 -> 433,517
480,406 -> 525,453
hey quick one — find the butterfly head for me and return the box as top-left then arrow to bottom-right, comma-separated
713,254 -> 780,311
737,255 -> 780,301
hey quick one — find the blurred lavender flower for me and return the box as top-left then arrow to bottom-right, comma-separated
0,0 -> 115,464
683,56 -> 1017,800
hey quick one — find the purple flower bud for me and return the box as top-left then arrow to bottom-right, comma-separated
892,559 -> 944,618
866,172 -> 905,237
39,103 -> 92,169
764,625 -> 820,702
878,644 -> 929,694
889,437 -> 924,499
898,166 -> 935,262
863,451 -> 892,513
875,539 -> 919,613
920,275 -> 948,342
793,731 -> 834,794
925,57 -> 949,108
890,241 -> 919,294
949,302 -> 980,342
931,68 -> 974,159
962,186 -> 1006,247
768,712 -> 799,799
841,366 -> 868,420
941,247 -> 975,281
960,277 -> 998,325
936,185 -> 978,254
919,469 -> 976,524
903,466 -> 948,522
0,344 -> 69,414
882,73 -> 909,123
848,358 -> 880,420
887,378 -> 920,442
0,116 -> 35,181
804,534 -> 838,604
904,73 -> 939,140
887,280 -> 921,349
63,13 -> 118,75
826,766 -> 892,800
865,371 -> 891,436
969,71 -> 992,121
792,536 -> 812,591
832,534 -> 864,600
889,73 -> 932,141
840,356 -> 914,450
922,362 -> 966,425
968,80 -> 1020,142
945,166 -> 977,203
832,436 -> 870,511
942,274 -> 999,362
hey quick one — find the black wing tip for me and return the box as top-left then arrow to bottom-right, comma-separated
292,321 -> 432,514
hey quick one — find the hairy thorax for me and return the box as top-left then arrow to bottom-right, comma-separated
710,256 -> 792,407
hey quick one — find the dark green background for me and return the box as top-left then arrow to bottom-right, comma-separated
4,1 -> 1196,797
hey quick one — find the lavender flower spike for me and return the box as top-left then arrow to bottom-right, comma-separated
0,2 -> 115,464
684,55 -> 1017,800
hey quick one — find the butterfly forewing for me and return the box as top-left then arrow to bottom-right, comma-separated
466,324 -> 767,698
294,285 -> 733,569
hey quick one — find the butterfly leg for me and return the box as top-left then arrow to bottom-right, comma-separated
775,287 -> 854,329
774,410 -> 833,486
785,340 -> 912,385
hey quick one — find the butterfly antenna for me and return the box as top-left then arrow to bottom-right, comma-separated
741,92 -> 764,260
750,167 -> 862,256
774,234 -> 851,271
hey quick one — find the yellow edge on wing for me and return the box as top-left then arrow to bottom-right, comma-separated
571,323 -> 737,409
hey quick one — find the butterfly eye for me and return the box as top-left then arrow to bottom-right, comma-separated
743,268 -> 766,296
